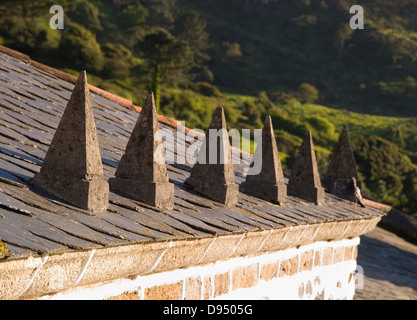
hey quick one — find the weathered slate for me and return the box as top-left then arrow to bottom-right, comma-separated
97,211 -> 163,241
109,203 -> 190,238
63,210 -> 135,242
0,209 -> 97,250
180,206 -> 242,233
0,151 -> 40,174
0,183 -> 68,216
0,158 -> 33,182
190,206 -> 253,232
0,209 -> 67,253
213,205 -> 275,230
35,211 -> 119,246
239,202 -> 301,226
2,107 -> 53,135
0,169 -> 29,187
235,204 -> 290,227
163,209 -> 229,235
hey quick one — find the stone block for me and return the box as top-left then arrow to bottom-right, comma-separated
333,247 -> 344,264
214,272 -> 229,298
322,247 -> 333,266
232,265 -> 258,290
107,290 -> 140,300
143,282 -> 182,300
278,256 -> 298,277
260,262 -> 278,281
344,246 -> 354,261
184,277 -> 201,300
203,277 -> 212,300
300,250 -> 314,272
314,250 -> 322,267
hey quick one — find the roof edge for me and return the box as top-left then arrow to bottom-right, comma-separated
0,216 -> 381,299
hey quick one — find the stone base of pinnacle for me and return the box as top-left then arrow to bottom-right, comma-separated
240,181 -> 287,205
109,178 -> 174,210
184,176 -> 239,207
32,173 -> 109,213
287,184 -> 325,206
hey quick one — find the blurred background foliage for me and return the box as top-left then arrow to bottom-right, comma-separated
1,0 -> 417,217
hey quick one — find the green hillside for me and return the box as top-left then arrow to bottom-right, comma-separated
1,0 -> 417,216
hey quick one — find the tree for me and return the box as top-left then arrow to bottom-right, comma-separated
118,3 -> 147,31
0,0 -> 58,54
101,43 -> 132,79
333,24 -> 354,66
58,22 -> 104,72
135,28 -> 193,112
172,10 -> 212,81
68,1 -> 102,32
353,135 -> 417,215
0,0 -> 56,19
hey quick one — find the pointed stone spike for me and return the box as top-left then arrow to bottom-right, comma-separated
31,71 -> 109,212
240,116 -> 287,204
322,124 -> 361,199
109,92 -> 174,210
287,130 -> 325,205
184,106 -> 239,207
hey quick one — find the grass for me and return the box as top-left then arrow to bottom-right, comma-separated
281,99 -> 408,140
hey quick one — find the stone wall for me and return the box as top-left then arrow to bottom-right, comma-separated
43,238 -> 360,300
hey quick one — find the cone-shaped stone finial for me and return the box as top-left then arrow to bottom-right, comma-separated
240,116 -> 287,204
287,130 -> 325,205
31,71 -> 109,212
322,124 -> 361,199
109,92 -> 174,210
184,106 -> 239,207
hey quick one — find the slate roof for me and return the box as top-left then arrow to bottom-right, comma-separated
0,47 -> 383,260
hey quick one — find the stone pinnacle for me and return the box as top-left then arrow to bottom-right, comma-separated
240,115 -> 287,204
184,106 -> 239,207
322,124 -> 361,200
31,71 -> 109,212
287,130 -> 325,205
109,92 -> 174,210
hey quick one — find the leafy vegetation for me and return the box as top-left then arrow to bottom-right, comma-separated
0,240 -> 8,256
1,0 -> 417,217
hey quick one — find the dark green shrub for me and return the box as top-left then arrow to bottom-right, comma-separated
194,82 -> 222,97
298,83 -> 319,104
